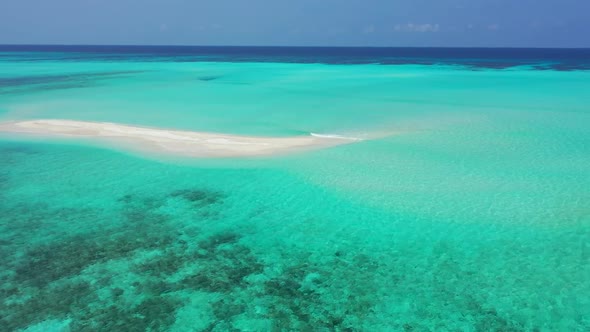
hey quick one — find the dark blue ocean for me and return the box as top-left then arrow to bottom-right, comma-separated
1,45 -> 590,70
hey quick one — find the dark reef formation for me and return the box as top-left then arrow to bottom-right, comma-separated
0,144 -> 542,331
0,71 -> 146,96
0,184 -> 536,332
170,188 -> 226,208
0,184 -> 385,331
197,75 -> 222,82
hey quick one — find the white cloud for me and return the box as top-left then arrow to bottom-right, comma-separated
487,24 -> 500,31
394,23 -> 440,33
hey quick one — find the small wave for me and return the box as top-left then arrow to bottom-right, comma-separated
310,133 -> 363,141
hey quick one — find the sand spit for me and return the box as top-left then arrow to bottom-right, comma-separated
0,119 -> 364,158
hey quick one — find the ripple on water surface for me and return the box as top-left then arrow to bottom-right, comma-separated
0,141 -> 588,331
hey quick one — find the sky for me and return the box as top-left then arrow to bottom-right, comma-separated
1,0 -> 588,47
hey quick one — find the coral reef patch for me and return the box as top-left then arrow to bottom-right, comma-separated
0,184 -> 390,331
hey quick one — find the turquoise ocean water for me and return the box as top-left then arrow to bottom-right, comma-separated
0,47 -> 589,331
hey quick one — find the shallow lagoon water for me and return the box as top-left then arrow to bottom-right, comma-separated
0,47 -> 589,331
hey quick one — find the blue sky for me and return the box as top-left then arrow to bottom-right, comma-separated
1,0 -> 588,47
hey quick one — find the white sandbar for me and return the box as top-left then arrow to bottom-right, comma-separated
0,119 -> 363,158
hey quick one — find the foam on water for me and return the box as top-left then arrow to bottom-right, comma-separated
310,132 -> 363,140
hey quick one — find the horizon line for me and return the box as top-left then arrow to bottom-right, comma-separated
1,44 -> 589,50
